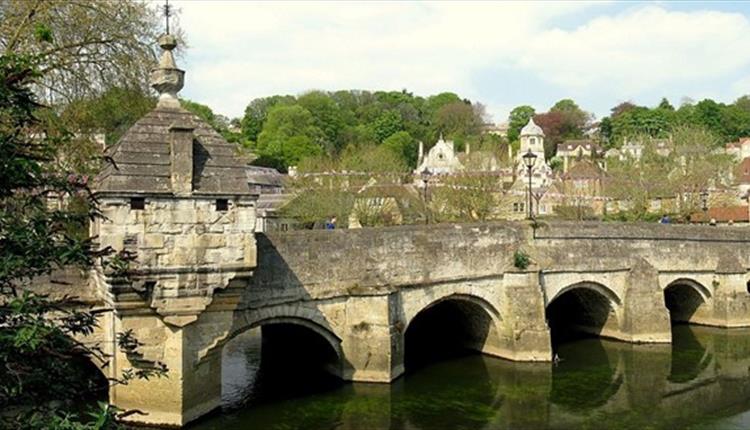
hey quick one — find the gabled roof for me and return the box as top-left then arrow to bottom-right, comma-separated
561,160 -> 604,180
95,106 -> 254,196
557,139 -> 602,153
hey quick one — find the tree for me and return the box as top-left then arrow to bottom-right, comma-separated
1,0 -> 166,103
61,86 -> 155,146
240,95 -> 295,143
658,97 -> 675,111
434,101 -> 482,139
507,105 -> 535,142
298,91 -> 350,154
0,54 -> 164,429
382,130 -> 418,168
371,110 -> 404,142
254,104 -> 324,171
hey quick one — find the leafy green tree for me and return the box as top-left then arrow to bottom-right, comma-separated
254,105 -> 324,171
507,105 -> 535,142
434,101 -> 482,139
382,131 -> 418,168
658,97 -> 675,111
62,86 -> 155,146
371,110 -> 404,142
298,91 -> 351,153
241,95 -> 295,143
0,54 -> 164,429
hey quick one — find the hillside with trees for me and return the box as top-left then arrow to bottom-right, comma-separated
240,90 -> 497,172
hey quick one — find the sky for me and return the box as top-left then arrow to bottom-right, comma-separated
172,1 -> 750,124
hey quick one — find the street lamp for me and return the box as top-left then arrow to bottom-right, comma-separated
700,189 -> 709,220
420,167 -> 432,224
522,149 -> 538,220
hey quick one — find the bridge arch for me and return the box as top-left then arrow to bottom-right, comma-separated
663,278 -> 712,324
546,281 -> 623,348
403,292 -> 505,370
404,292 -> 502,333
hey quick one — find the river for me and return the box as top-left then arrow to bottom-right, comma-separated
189,325 -> 750,430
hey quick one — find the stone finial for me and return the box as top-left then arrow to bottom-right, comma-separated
150,34 -> 184,109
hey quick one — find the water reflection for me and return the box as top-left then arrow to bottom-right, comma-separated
190,326 -> 750,430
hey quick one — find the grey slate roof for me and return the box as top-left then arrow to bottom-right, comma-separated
95,106 -> 256,197
246,165 -> 285,189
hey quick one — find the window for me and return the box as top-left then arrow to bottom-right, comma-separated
215,199 -> 229,211
530,137 -> 536,145
130,197 -> 145,210
512,202 -> 525,213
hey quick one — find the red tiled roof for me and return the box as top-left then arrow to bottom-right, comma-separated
691,206 -> 749,223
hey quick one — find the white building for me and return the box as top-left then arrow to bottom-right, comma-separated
414,134 -> 464,175
515,118 -> 552,189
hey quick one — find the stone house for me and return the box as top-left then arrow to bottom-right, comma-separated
556,139 -> 602,172
726,137 -> 750,161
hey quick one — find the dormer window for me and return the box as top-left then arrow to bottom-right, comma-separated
130,197 -> 145,210
438,153 -> 444,160
215,199 -> 229,211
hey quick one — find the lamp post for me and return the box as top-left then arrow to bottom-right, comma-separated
420,167 -> 432,225
700,189 -> 709,221
522,149 -> 538,220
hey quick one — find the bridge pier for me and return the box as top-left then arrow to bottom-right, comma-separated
340,293 -> 404,382
711,255 -> 750,327
620,259 -> 672,343
501,271 -> 553,361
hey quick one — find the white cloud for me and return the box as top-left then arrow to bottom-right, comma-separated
171,1 -> 750,122
518,6 -> 750,96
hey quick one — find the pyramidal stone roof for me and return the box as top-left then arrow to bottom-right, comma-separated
520,117 -> 544,137
94,34 -> 255,197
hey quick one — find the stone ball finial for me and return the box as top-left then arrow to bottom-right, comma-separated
158,34 -> 177,51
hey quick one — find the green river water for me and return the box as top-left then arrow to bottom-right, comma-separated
187,325 -> 750,430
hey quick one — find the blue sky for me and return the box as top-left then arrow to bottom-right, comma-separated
173,1 -> 750,124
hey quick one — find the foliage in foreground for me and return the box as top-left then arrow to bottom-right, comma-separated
0,54 -> 165,429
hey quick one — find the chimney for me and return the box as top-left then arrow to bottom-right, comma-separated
465,143 -> 470,155
418,141 -> 424,163
169,121 -> 195,196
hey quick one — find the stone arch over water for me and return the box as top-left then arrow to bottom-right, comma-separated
663,278 -> 712,324
546,281 -> 622,348
403,292 -> 505,370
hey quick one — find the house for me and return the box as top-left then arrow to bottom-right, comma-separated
726,138 -> 750,160
246,166 -> 294,232
414,134 -> 465,177
558,160 -> 604,197
556,139 -> 602,172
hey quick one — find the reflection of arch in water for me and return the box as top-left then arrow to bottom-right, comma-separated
550,338 -> 623,412
668,325 -> 713,384
546,282 -> 622,347
663,279 -> 711,324
397,354 -> 499,430
404,293 -> 502,370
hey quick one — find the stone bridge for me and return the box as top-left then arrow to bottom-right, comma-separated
80,220 -> 750,426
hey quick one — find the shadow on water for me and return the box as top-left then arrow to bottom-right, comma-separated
188,323 -> 750,430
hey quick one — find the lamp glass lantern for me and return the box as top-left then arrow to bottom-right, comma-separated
700,190 -> 709,212
522,149 -> 538,169
420,167 -> 432,186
